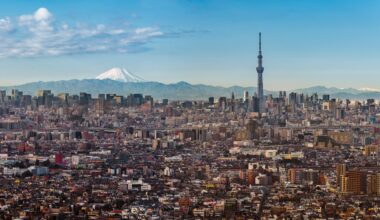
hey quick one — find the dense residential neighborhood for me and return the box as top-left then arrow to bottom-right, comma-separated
0,89 -> 379,219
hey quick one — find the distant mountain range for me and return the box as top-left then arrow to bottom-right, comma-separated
0,79 -> 265,100
1,67 -> 379,100
294,86 -> 380,100
1,80 -> 380,100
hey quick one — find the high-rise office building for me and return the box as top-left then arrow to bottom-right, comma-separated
79,92 -> 91,105
243,91 -> 249,102
341,169 -> 367,194
95,98 -> 110,114
288,168 -> 304,184
376,173 -> 380,195
322,94 -> 330,101
252,96 -> 260,113
367,173 -> 378,195
336,163 -> 346,189
208,97 -> 214,105
243,91 -> 249,111
256,32 -> 265,113
218,97 -> 227,111
0,90 -> 6,103
36,90 -> 53,106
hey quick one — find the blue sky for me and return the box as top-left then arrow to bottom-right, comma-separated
0,0 -> 379,90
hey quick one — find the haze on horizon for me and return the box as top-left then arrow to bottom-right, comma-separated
0,0 -> 379,91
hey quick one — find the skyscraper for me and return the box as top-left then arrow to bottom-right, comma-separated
243,91 -> 249,102
256,32 -> 265,113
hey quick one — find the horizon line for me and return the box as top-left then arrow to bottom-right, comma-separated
0,78 -> 380,93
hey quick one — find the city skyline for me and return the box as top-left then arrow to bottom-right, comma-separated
1,1 -> 380,218
0,0 -> 380,90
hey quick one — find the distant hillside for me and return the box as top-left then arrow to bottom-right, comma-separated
293,86 -> 380,100
0,79 -> 271,100
293,86 -> 360,95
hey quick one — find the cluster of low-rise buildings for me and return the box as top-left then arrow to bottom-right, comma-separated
0,89 -> 379,219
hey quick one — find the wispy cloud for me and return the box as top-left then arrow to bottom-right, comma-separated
0,8 -> 164,58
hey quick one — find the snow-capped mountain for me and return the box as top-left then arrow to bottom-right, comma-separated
96,67 -> 145,83
359,87 -> 380,92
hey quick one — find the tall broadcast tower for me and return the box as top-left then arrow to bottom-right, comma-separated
256,32 -> 265,113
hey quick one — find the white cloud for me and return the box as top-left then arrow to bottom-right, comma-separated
34,7 -> 53,22
0,8 -> 164,58
0,17 -> 12,32
135,27 -> 156,34
19,7 -> 54,33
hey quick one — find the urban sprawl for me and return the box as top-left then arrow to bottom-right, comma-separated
0,88 -> 379,219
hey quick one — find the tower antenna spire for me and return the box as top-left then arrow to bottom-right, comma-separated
259,32 -> 262,52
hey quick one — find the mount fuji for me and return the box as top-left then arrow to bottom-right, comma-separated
96,67 -> 145,83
